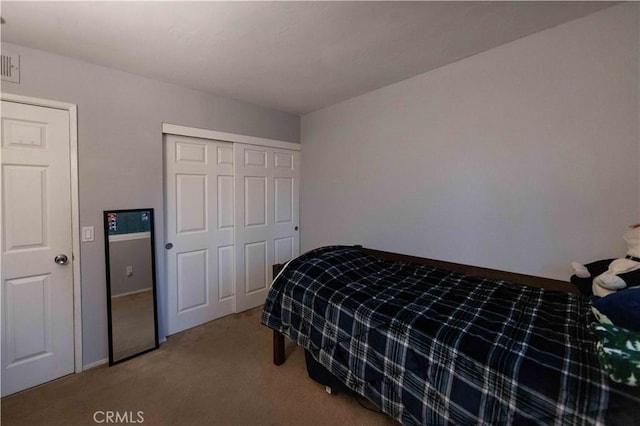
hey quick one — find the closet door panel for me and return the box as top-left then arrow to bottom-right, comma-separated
235,144 -> 299,312
218,246 -> 235,302
244,177 -> 267,227
176,174 -> 207,233
217,176 -> 234,230
274,237 -> 294,265
176,249 -> 208,312
165,135 -> 234,335
274,178 -> 293,224
245,241 -> 268,294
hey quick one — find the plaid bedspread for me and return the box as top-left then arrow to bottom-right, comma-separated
261,246 -> 638,425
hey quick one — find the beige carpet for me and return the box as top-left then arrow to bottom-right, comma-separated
1,307 -> 397,426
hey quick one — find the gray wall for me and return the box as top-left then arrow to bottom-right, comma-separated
301,4 -> 640,280
1,42 -> 300,367
108,238 -> 153,297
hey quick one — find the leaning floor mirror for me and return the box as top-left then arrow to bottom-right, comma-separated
104,208 -> 159,365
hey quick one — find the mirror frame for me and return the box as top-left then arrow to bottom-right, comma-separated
103,208 -> 159,365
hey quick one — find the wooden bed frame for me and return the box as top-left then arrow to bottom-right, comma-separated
271,245 -> 577,366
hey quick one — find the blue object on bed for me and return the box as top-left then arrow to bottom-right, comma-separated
262,246 -> 640,425
591,287 -> 640,332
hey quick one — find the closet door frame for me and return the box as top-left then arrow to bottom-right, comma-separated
162,123 -> 300,331
163,124 -> 300,152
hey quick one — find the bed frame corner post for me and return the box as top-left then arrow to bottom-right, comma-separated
273,330 -> 285,366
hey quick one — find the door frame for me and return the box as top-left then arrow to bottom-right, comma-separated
162,123 -> 301,152
0,93 -> 83,373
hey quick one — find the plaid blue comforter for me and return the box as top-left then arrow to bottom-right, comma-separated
261,246 -> 638,425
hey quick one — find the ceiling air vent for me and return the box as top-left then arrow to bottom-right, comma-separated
1,51 -> 20,83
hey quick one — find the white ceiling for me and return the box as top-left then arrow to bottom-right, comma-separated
0,1 -> 616,115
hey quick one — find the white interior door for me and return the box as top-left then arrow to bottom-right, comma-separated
165,135 -> 235,335
1,101 -> 75,396
235,143 -> 299,312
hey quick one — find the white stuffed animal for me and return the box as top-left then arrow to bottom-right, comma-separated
571,225 -> 640,297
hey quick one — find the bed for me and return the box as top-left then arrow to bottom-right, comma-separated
261,245 -> 640,425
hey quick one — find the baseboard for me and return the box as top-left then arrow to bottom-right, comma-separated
83,358 -> 108,371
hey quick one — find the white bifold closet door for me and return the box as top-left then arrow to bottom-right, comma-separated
165,135 -> 299,335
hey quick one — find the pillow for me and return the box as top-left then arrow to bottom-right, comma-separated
590,323 -> 640,386
591,288 -> 640,332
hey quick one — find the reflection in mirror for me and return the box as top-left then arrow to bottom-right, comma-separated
104,209 -> 159,365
